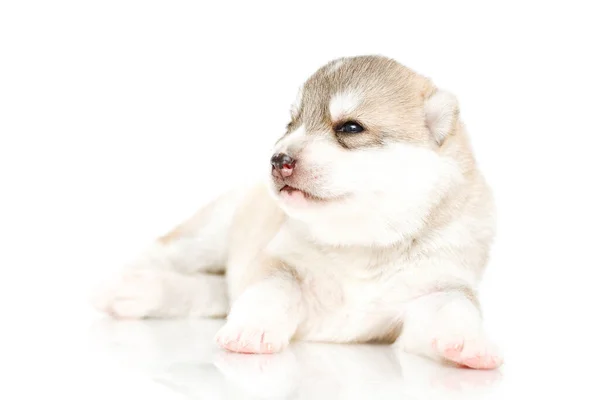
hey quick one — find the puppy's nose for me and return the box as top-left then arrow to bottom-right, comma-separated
271,152 -> 295,177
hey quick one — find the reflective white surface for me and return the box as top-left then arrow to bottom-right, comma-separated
87,318 -> 505,400
4,311 -> 596,400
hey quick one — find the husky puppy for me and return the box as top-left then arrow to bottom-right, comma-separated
94,55 -> 502,369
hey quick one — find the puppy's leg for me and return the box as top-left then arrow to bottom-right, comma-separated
93,269 -> 228,319
215,269 -> 302,354
397,289 -> 503,370
92,189 -> 245,319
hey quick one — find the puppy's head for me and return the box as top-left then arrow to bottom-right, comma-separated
268,56 -> 467,246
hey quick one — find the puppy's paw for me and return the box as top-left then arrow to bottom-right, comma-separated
91,269 -> 165,319
215,323 -> 290,354
433,336 -> 503,370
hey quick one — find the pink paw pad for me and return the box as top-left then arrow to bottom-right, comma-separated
433,339 -> 503,370
220,337 -> 275,354
215,327 -> 284,354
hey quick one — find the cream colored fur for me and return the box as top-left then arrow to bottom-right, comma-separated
92,55 -> 502,369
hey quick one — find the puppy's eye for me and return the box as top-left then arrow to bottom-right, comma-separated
335,121 -> 365,134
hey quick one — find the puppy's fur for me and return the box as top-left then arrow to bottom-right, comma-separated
93,56 -> 502,369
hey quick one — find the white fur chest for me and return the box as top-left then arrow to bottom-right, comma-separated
266,221 -> 408,342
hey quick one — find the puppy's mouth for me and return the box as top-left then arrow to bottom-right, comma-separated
279,184 -> 329,202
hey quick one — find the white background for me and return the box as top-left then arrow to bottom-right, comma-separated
1,1 -> 599,399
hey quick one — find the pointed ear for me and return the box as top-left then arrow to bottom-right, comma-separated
424,88 -> 459,145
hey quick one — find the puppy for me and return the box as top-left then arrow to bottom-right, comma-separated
93,55 -> 502,370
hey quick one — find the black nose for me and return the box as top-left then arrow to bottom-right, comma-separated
270,152 -> 295,170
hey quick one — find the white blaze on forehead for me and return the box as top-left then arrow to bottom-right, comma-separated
276,124 -> 306,153
291,86 -> 303,118
327,59 -> 345,74
329,90 -> 362,121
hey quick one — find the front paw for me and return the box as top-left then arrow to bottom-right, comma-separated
433,335 -> 503,370
91,269 -> 165,319
215,322 -> 291,354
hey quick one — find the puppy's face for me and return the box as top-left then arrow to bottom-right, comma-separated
268,56 -> 463,246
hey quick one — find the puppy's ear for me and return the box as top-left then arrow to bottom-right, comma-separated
424,88 -> 459,145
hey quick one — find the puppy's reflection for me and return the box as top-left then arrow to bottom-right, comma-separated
89,319 -> 502,399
